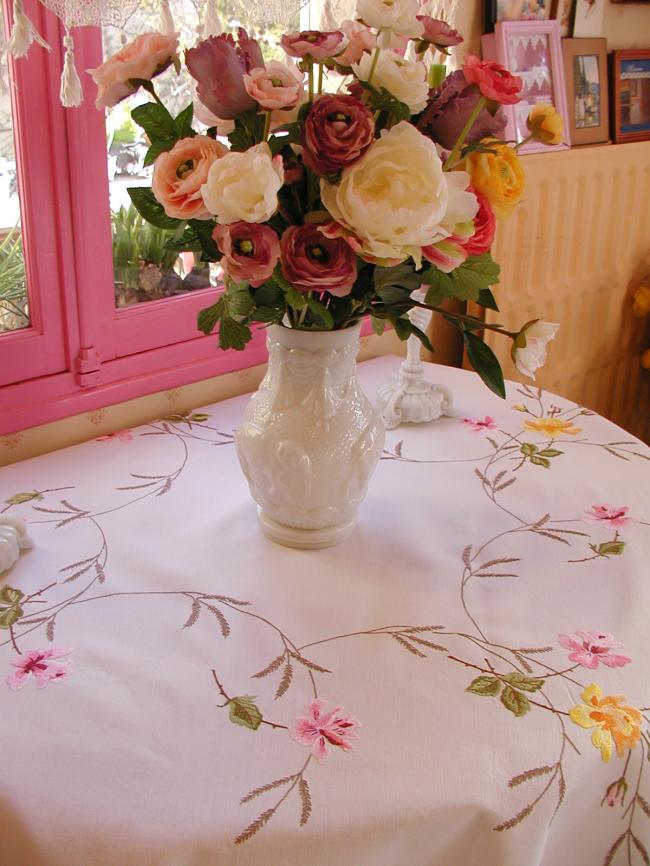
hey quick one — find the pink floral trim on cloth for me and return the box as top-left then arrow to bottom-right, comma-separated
558,632 -> 631,670
584,504 -> 633,528
462,416 -> 497,433
289,699 -> 360,763
96,430 -> 133,443
6,648 -> 72,690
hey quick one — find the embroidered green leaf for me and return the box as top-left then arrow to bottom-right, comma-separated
467,675 -> 501,697
0,604 -> 23,628
228,696 -> 263,731
536,448 -> 563,458
529,455 -> 551,468
500,685 -> 530,717
596,540 -> 626,557
503,673 -> 544,692
520,443 -> 537,456
0,586 -> 24,604
5,491 -> 43,505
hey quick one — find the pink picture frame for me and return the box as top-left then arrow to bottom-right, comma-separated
482,20 -> 571,153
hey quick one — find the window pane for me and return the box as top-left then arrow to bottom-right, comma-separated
0,5 -> 29,333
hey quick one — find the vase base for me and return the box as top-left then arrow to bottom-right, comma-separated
257,509 -> 357,550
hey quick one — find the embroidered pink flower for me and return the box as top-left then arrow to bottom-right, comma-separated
7,648 -> 72,690
558,631 -> 631,670
289,698 -> 360,763
463,416 -> 497,433
97,429 -> 133,442
584,505 -> 632,528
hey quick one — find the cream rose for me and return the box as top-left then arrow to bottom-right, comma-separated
352,50 -> 428,114
512,320 -> 559,380
201,143 -> 284,224
321,122 -> 478,266
356,0 -> 423,39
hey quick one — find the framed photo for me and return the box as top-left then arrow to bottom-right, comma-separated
551,0 -> 576,36
572,0 -> 605,37
485,0 -> 551,31
610,50 -> 650,143
562,38 -> 609,145
482,20 -> 571,152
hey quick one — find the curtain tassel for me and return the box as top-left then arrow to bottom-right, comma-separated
60,30 -> 82,107
4,0 -> 50,58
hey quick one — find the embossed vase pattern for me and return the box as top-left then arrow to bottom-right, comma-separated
235,323 -> 385,549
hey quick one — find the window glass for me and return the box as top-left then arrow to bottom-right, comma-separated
0,5 -> 29,333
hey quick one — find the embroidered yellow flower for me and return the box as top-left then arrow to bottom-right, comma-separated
569,684 -> 642,763
523,417 -> 581,438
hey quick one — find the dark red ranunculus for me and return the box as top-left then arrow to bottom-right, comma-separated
185,29 -> 264,120
302,94 -> 375,177
213,222 -> 280,287
280,224 -> 357,297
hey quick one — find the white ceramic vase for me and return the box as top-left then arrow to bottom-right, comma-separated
235,322 -> 385,549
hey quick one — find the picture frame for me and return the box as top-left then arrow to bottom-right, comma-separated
485,0 -> 552,32
562,37 -> 609,145
551,0 -> 576,36
610,49 -> 650,143
482,20 -> 571,152
572,0 -> 606,37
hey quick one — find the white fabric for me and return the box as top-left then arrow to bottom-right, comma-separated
0,355 -> 649,866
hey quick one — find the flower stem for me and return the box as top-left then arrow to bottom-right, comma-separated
366,45 -> 381,87
318,62 -> 323,95
308,61 -> 314,102
410,299 -> 518,339
443,95 -> 486,171
428,62 -> 446,88
514,132 -> 535,151
262,110 -> 271,142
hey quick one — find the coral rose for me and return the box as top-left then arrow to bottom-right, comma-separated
89,32 -> 179,110
302,94 -> 375,177
152,136 -> 228,220
321,122 -> 478,266
462,189 -> 496,256
280,224 -> 357,296
201,142 -> 284,224
185,30 -> 264,120
463,56 -> 522,105
244,61 -> 304,111
281,30 -> 345,61
213,222 -> 280,287
464,141 -> 525,219
527,103 -> 564,145
353,50 -> 428,114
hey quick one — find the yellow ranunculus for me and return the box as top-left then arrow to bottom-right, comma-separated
526,104 -> 564,146
632,285 -> 650,317
463,142 -> 525,220
569,684 -> 642,763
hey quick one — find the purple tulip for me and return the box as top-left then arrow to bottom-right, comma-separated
185,29 -> 264,121
416,69 -> 507,151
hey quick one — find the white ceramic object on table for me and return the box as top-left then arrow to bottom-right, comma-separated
0,515 -> 34,574
377,289 -> 454,429
235,322 -> 385,549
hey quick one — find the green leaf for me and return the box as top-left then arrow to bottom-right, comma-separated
536,448 -> 563,458
358,82 -> 411,122
187,219 -> 221,261
597,540 -> 626,557
165,226 -> 204,253
127,187 -> 182,230
228,111 -> 266,152
285,285 -> 307,311
174,104 -> 195,139
0,604 -> 23,629
268,121 -> 302,156
467,675 -> 501,697
371,316 -> 386,336
219,317 -> 252,351
5,491 -> 43,505
463,332 -> 506,399
197,298 -> 225,335
500,685 -> 531,717
393,316 -> 412,342
0,586 -> 24,604
378,285 -> 412,305
306,297 -> 334,329
143,138 -> 175,167
226,282 -> 254,319
422,253 -> 500,303
530,455 -> 551,468
131,102 -> 175,142
520,443 -> 537,456
251,306 -> 284,324
503,673 -> 544,692
374,262 -> 421,296
477,287 -> 499,311
228,695 -> 263,731
253,282 -> 284,307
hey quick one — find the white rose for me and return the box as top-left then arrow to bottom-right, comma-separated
512,320 -> 559,380
321,122 -> 477,266
353,50 -> 428,114
356,0 -> 423,39
201,143 -> 284,224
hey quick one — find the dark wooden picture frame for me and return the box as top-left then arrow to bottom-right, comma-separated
610,49 -> 650,143
485,0 -> 552,31
562,37 -> 609,145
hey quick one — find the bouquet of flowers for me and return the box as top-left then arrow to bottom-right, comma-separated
91,2 -> 562,397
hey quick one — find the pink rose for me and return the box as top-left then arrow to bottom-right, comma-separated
462,189 -> 496,256
244,60 -> 304,111
302,94 -> 375,177
185,29 -> 264,120
89,32 -> 179,110
415,16 -> 463,50
213,222 -> 280,287
281,30 -> 345,61
463,56 -> 522,105
280,224 -> 357,296
335,20 -> 376,67
152,136 -> 229,220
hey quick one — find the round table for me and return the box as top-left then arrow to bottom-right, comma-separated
1,355 -> 649,866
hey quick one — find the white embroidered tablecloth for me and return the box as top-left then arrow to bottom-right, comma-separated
1,355 -> 649,866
